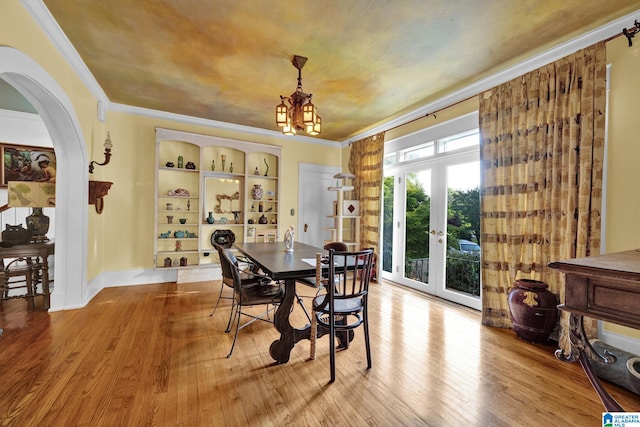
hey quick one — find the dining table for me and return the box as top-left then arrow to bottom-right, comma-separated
234,241 -> 344,364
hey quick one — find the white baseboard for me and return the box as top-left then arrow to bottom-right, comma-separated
177,267 -> 221,283
53,267 -> 221,311
599,325 -> 640,355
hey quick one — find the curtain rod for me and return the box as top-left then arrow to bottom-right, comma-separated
380,19 -> 640,137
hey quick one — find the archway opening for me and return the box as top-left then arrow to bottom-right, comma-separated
0,46 -> 88,310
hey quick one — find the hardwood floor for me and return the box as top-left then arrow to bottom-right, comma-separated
0,279 -> 638,426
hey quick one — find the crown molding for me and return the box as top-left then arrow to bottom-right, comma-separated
20,1 -> 109,108
110,103 -> 339,146
345,8 -> 640,144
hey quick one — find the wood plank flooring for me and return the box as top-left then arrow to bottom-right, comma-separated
0,279 -> 638,426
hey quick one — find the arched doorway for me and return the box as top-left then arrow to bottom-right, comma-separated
0,46 -> 88,310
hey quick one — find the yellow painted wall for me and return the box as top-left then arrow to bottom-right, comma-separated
101,111 -> 341,274
2,0 -> 111,280
601,37 -> 640,340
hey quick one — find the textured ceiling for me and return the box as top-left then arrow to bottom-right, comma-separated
33,1 -> 640,141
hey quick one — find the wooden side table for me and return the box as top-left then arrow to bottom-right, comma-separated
549,249 -> 640,411
0,241 -> 54,309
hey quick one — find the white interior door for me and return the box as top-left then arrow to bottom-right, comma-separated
298,163 -> 341,248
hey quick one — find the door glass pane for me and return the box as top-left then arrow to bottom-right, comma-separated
445,161 -> 481,296
382,176 -> 394,274
404,170 -> 431,283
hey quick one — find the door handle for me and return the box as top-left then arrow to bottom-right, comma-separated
304,223 -> 309,232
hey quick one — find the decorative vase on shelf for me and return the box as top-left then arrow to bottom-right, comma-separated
251,184 -> 264,200
507,279 -> 558,343
207,212 -> 215,224
258,214 -> 268,224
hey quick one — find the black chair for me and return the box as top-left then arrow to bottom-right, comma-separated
297,241 -> 349,289
209,229 -> 255,319
309,248 -> 375,382
222,248 -> 284,358
211,242 -> 263,330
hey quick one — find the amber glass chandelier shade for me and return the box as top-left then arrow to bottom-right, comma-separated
276,100 -> 288,127
307,116 -> 321,135
302,101 -> 316,126
276,55 -> 321,136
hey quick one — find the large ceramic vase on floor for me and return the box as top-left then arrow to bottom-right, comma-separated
507,279 -> 558,343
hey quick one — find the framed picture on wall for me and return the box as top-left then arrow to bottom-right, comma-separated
0,143 -> 56,186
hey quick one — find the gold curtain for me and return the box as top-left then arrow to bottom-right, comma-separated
478,42 -> 606,347
348,131 -> 385,256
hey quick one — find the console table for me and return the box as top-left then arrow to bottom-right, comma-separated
0,241 -> 54,309
549,249 -> 640,411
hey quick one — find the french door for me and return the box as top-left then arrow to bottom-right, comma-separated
382,150 -> 481,309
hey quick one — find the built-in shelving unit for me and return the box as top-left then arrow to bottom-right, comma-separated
154,128 -> 281,270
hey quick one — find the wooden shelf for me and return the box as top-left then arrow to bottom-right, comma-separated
154,129 -> 282,270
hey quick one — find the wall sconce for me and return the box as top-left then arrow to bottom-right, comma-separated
88,132 -> 113,213
89,131 -> 113,174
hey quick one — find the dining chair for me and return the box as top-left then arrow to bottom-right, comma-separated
297,241 -> 348,289
0,256 -> 36,309
222,248 -> 285,358
309,247 -> 375,382
210,242 -> 260,329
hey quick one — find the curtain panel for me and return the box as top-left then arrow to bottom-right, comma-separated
478,42 -> 606,347
348,131 -> 385,256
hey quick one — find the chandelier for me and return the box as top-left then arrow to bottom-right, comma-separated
275,55 -> 321,136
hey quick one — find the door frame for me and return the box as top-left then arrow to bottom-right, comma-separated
382,148 -> 481,310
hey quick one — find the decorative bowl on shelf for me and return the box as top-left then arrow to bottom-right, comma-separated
179,218 -> 187,224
